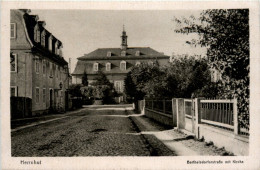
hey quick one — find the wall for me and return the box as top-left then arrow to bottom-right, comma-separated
145,108 -> 173,127
199,124 -> 249,156
32,55 -> 69,115
11,10 -> 69,116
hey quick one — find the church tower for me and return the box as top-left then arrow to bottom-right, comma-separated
121,25 -> 128,50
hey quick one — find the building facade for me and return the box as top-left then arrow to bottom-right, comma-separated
10,9 -> 70,117
72,28 -> 170,102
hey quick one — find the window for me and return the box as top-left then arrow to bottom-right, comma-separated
121,51 -> 126,56
43,60 -> 46,76
55,41 -> 59,55
35,59 -> 40,73
10,86 -> 17,96
36,88 -> 40,103
93,63 -> 99,71
43,88 -> 46,103
34,26 -> 40,42
106,63 -> 111,71
120,61 -> 126,70
50,63 -> 53,77
135,61 -> 141,66
135,51 -> 140,56
10,53 -> 17,72
41,31 -> 46,47
115,81 -> 124,92
107,51 -> 111,57
115,81 -> 121,92
48,36 -> 52,51
56,66 -> 59,78
10,23 -> 16,38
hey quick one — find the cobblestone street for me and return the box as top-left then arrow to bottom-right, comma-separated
11,105 -> 175,156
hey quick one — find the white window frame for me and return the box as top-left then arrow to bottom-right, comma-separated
35,59 -> 40,74
106,63 -> 111,71
43,88 -> 46,103
50,63 -> 53,77
120,61 -> 126,70
115,81 -> 124,92
55,41 -> 59,55
36,87 -> 40,103
115,81 -> 121,92
41,30 -> 46,47
93,63 -> 99,71
121,51 -> 126,56
10,86 -> 17,97
10,53 -> 17,72
43,60 -> 46,76
107,51 -> 111,57
10,23 -> 16,39
34,26 -> 40,43
135,51 -> 140,56
56,65 -> 59,78
48,36 -> 53,51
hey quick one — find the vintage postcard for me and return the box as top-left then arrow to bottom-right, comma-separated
1,1 -> 260,170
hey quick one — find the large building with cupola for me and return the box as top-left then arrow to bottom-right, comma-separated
10,9 -> 70,118
72,28 -> 170,103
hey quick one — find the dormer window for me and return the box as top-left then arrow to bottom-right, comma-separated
121,51 -> 126,56
135,61 -> 141,66
55,41 -> 59,55
106,63 -> 111,71
48,35 -> 52,51
93,63 -> 99,71
135,51 -> 140,56
41,30 -> 46,47
120,61 -> 126,70
34,25 -> 40,43
107,51 -> 111,57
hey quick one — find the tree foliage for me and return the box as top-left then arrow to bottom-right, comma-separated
174,9 -> 249,128
91,71 -> 117,104
124,57 -> 212,101
69,84 -> 83,98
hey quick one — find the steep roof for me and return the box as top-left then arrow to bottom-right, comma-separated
78,47 -> 169,60
22,10 -> 67,66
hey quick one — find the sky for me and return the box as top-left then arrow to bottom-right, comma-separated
31,10 -> 206,73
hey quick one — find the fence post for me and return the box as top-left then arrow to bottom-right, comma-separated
177,98 -> 185,130
172,98 -> 177,127
195,98 -> 202,139
233,98 -> 240,135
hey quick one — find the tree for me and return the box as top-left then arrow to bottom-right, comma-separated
92,71 -> 113,88
174,9 -> 249,128
69,84 -> 83,98
166,56 -> 211,98
82,71 -> 88,86
91,71 -> 117,104
80,86 -> 93,98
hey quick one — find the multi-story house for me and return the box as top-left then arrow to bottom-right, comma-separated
10,9 -> 70,118
72,28 -> 170,103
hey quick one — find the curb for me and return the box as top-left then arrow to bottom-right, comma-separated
128,114 -> 158,156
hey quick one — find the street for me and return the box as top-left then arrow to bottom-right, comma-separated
11,105 -> 172,156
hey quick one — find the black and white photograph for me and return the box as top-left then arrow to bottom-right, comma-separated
2,1 -> 260,170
